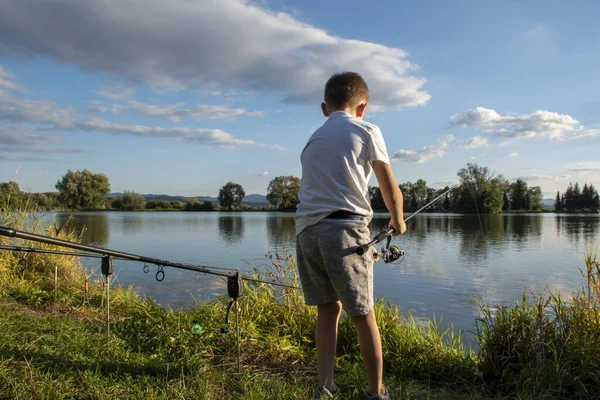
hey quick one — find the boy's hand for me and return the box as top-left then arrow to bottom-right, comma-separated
389,219 -> 407,236
371,246 -> 379,263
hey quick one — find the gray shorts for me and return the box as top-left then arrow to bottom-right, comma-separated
296,218 -> 373,316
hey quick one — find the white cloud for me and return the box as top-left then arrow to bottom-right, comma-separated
391,135 -> 454,163
0,66 -> 284,151
258,171 -> 270,176
267,144 -> 287,151
450,107 -> 597,140
0,126 -> 60,145
569,129 -> 600,139
508,152 -> 518,157
0,88 -> 75,128
77,117 -> 285,150
94,83 -> 135,100
566,162 -> 600,173
0,126 -> 87,157
0,65 -> 27,93
456,136 -> 488,149
0,145 -> 87,154
124,101 -> 264,122
517,173 -> 569,181
0,0 -> 429,109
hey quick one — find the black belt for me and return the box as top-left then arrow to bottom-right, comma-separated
325,210 -> 364,220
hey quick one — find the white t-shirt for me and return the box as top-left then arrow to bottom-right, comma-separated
295,111 -> 391,236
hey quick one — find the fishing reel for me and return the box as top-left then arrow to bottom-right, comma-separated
380,235 -> 404,264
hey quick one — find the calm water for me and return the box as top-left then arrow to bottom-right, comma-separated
38,212 -> 600,340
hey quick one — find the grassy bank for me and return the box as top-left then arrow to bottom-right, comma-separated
1,212 -> 599,399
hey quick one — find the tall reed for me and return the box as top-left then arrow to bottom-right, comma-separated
476,250 -> 600,398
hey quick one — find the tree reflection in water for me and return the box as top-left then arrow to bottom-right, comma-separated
372,213 -> 546,263
266,215 -> 296,249
55,212 -> 110,246
218,215 -> 245,244
556,215 -> 599,244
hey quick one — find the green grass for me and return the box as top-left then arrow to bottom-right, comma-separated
1,210 -> 600,399
0,302 -> 498,400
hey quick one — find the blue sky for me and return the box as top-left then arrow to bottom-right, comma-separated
0,0 -> 598,197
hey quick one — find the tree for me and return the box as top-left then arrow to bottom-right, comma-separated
119,191 -> 146,210
199,201 -> 218,211
443,187 -> 452,211
369,186 -> 386,211
413,179 -> 428,208
527,186 -> 543,211
509,179 -> 528,211
146,200 -> 172,210
502,189 -> 510,211
454,163 -> 506,213
55,169 -> 110,210
218,182 -> 245,211
400,181 -> 417,209
564,183 -> 575,210
0,181 -> 22,209
573,183 -> 582,209
170,201 -> 184,210
554,191 -> 562,211
482,183 -> 504,214
266,176 -> 301,210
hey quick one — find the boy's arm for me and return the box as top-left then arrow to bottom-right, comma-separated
373,160 -> 406,236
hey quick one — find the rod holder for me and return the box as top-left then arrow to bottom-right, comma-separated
101,256 -> 113,335
101,256 -> 114,277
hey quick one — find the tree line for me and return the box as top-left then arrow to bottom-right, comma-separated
1,165 -> 598,213
370,164 -> 546,214
555,183 -> 600,212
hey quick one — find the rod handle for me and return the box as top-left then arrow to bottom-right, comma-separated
356,228 -> 394,255
374,228 -> 394,242
356,244 -> 370,256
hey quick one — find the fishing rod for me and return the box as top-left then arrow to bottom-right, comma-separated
0,226 -> 296,289
0,224 -> 298,359
0,244 -> 117,259
356,183 -> 461,259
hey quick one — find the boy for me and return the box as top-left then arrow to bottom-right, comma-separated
295,72 -> 406,400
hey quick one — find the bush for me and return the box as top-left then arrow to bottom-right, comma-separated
476,252 -> 600,398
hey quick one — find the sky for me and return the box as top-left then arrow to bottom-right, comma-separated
0,0 -> 598,198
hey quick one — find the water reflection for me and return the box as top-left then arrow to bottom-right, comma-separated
556,215 -> 599,244
55,212 -> 109,246
218,215 -> 244,244
122,214 -> 145,234
504,215 -> 542,243
40,211 -> 600,343
266,215 -> 296,248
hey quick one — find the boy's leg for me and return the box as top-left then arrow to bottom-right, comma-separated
317,301 -> 343,391
350,309 -> 385,396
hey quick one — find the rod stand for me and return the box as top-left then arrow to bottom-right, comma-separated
54,265 -> 58,302
102,256 -> 114,334
220,272 -> 243,372
221,272 -> 243,333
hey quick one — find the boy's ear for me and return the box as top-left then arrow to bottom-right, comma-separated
321,102 -> 330,117
356,102 -> 368,118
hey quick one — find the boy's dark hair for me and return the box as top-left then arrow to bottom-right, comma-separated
324,72 -> 369,109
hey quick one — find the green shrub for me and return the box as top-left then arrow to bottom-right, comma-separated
476,251 -> 600,398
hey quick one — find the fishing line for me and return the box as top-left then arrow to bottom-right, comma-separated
466,178 -> 485,235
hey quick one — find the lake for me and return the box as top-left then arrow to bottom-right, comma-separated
40,211 -> 600,342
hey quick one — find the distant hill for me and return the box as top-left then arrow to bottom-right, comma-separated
107,192 -> 267,205
542,198 -> 555,209
244,194 -> 268,205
